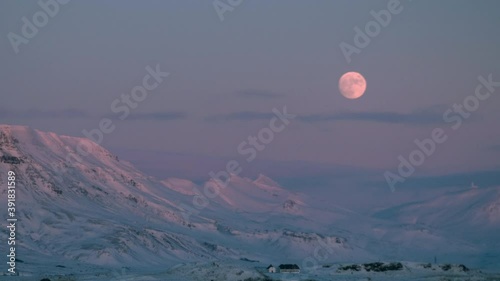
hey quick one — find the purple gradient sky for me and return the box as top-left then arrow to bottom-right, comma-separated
1,0 -> 500,189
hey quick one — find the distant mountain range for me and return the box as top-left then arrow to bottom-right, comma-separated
0,124 -> 498,275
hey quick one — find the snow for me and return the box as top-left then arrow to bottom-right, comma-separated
0,124 -> 499,278
6,260 -> 500,281
161,178 -> 198,196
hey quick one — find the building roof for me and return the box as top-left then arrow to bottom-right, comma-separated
266,264 -> 274,269
279,264 -> 300,269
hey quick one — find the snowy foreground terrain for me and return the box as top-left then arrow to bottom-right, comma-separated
4,260 -> 500,280
0,125 -> 499,280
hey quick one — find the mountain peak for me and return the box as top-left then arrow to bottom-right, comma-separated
162,177 -> 198,196
2,125 -> 127,176
253,173 -> 281,187
0,124 -> 31,131
0,124 -> 34,140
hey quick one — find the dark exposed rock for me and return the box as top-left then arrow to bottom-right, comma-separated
1,155 -> 23,164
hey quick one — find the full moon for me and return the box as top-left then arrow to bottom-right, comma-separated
338,72 -> 367,99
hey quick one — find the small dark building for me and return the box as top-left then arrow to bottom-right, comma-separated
279,264 -> 300,273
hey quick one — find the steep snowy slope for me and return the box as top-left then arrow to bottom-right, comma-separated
0,125 -> 373,274
0,125 -> 238,270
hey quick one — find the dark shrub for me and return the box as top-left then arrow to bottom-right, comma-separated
363,262 -> 403,272
422,263 -> 432,269
440,264 -> 452,271
363,262 -> 384,272
338,264 -> 361,271
385,262 -> 403,271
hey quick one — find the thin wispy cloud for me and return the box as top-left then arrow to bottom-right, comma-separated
489,145 -> 500,151
298,108 -> 446,125
205,111 -> 275,122
204,107 -> 445,125
298,112 -> 440,125
0,108 -> 89,119
127,111 -> 188,121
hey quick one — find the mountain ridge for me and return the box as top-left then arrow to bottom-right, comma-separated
1,124 -> 499,275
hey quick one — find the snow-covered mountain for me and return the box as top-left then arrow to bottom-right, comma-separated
0,125 -> 370,274
372,185 -> 500,268
0,124 -> 498,277
0,125 -> 219,267
374,186 -> 500,229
